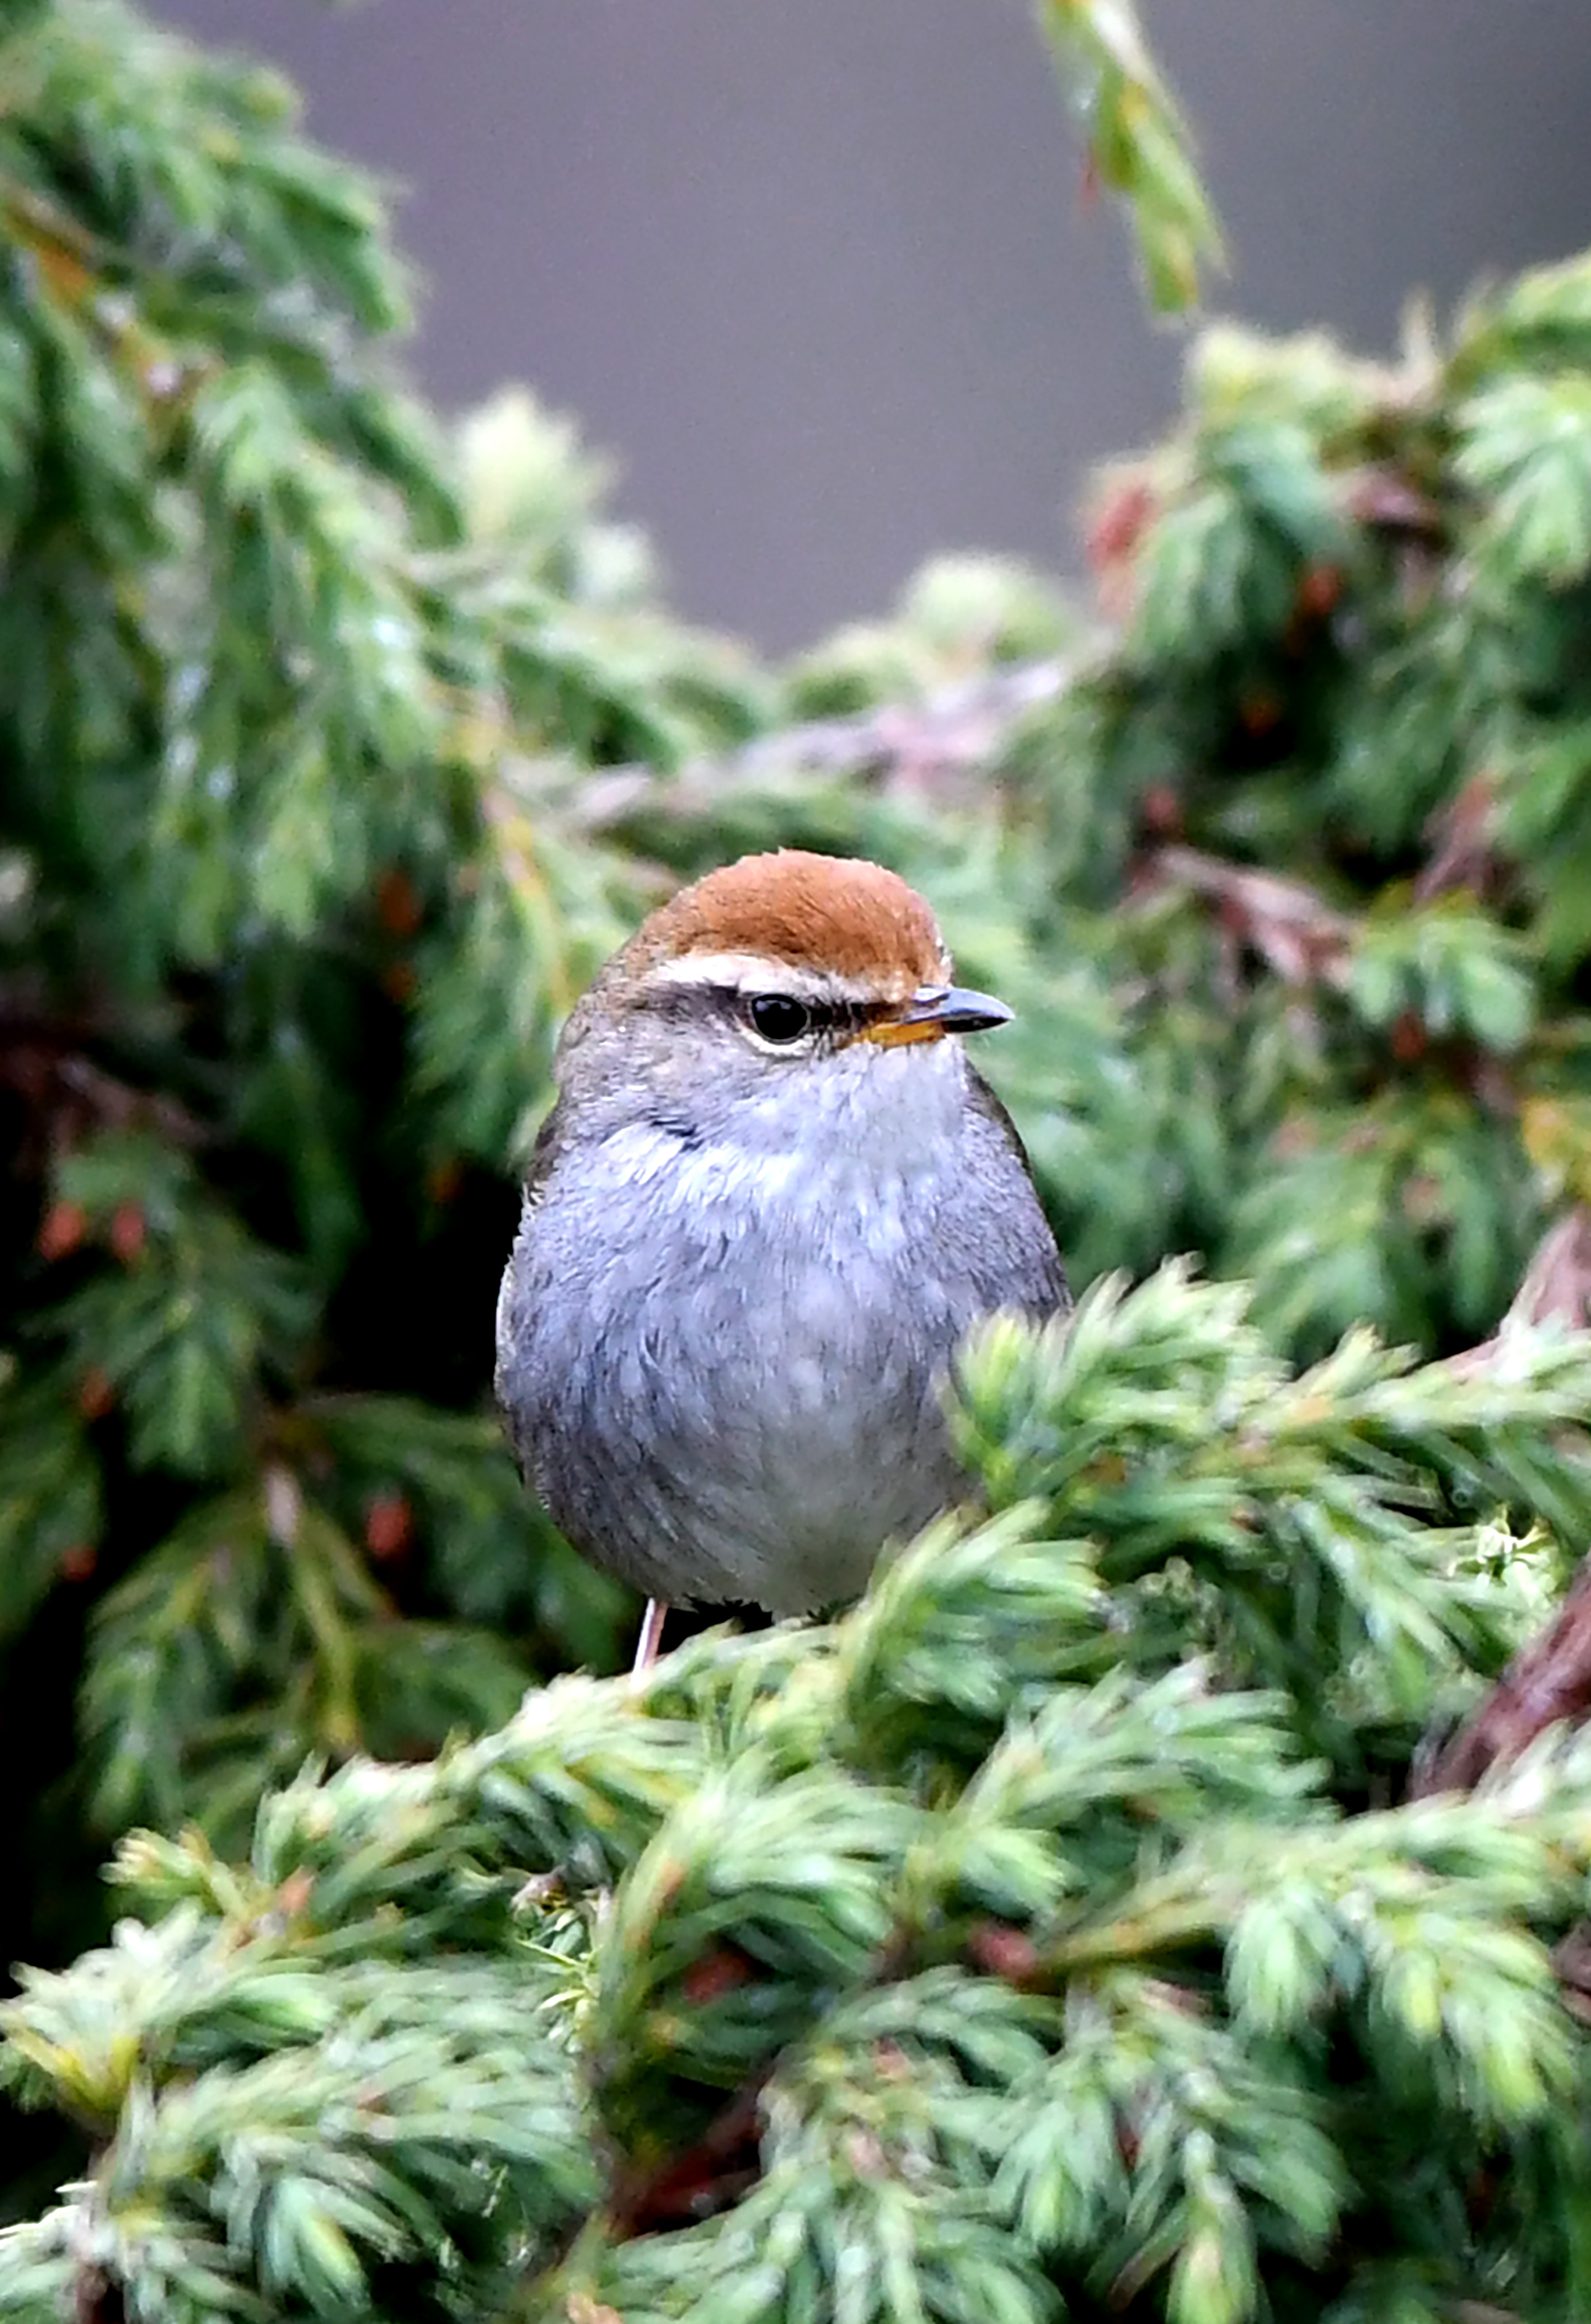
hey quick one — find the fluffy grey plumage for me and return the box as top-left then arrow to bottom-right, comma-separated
494,851 -> 1069,1614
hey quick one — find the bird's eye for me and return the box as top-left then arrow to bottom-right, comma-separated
747,994 -> 813,1044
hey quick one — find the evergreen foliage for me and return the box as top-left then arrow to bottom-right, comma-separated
8,1280 -> 1591,2321
6,0 -> 1591,2316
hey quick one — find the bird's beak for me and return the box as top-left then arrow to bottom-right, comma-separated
859,984 -> 1014,1048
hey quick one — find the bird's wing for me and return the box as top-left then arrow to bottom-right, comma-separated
517,1097 -> 566,1213
965,1064 -> 1072,1320
495,1101 -> 566,1477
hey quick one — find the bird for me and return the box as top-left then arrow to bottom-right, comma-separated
495,848 -> 1069,1672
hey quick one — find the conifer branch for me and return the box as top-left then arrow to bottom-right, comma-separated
563,654 -> 1077,835
11,6 -> 1591,2313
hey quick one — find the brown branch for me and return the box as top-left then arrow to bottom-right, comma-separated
1413,1555 -> 1591,1798
1142,843 -> 1354,987
1447,1207 -> 1591,1380
1414,770 -> 1500,904
604,2070 -> 769,2236
1414,1206 -> 1591,1800
0,992 -> 210,1173
553,654 -> 1078,834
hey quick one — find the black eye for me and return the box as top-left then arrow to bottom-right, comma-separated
747,994 -> 812,1044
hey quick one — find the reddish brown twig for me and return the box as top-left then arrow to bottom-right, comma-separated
1144,844 -> 1354,988
1413,1554 -> 1591,1798
604,2072 -> 769,2237
558,655 -> 1077,835
1415,1207 -> 1591,1798
1449,1207 -> 1591,1374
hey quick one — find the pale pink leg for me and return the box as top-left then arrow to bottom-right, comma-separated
631,1598 -> 668,1678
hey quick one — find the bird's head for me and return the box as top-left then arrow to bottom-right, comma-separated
560,851 -> 1012,1122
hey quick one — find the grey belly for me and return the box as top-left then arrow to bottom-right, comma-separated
499,1209 -> 973,1613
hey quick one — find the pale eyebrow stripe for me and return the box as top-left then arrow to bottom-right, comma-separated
641,952 -> 887,1003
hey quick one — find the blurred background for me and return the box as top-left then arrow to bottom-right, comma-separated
154,0 -> 1591,652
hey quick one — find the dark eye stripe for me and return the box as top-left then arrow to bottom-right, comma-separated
639,983 -> 880,1042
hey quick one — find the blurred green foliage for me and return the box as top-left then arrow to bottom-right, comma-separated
7,0 -> 1591,2315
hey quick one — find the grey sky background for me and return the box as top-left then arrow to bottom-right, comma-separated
157,2 -> 1591,652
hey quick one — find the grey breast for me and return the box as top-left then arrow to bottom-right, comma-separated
496,1052 -> 1067,1611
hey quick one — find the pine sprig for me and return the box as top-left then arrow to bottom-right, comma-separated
1032,0 -> 1224,313
953,1268 -> 1589,1763
0,1374 -> 100,1641
13,1289 -> 1591,2317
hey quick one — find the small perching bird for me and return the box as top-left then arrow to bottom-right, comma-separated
495,849 -> 1069,1671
